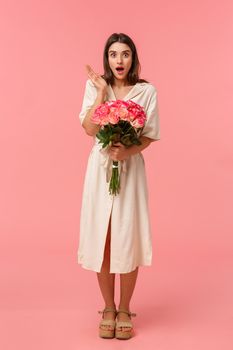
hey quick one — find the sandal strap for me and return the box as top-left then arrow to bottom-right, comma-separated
117,308 -> 137,317
98,307 -> 117,315
116,321 -> 133,328
99,319 -> 116,327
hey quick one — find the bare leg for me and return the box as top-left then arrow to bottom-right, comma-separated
117,267 -> 139,329
96,215 -> 116,329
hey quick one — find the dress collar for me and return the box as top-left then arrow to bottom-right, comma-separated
107,82 -> 146,101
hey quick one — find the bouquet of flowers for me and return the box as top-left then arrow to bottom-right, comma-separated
91,99 -> 147,196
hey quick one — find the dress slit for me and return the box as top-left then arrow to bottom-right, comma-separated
99,198 -> 114,272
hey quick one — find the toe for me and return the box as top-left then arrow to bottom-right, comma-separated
123,327 -> 131,331
118,326 -> 132,332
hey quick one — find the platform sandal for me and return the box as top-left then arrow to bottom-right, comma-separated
98,307 -> 117,339
115,308 -> 137,340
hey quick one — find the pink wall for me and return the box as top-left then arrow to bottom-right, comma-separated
0,0 -> 233,349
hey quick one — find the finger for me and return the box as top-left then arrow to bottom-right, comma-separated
87,72 -> 95,81
85,64 -> 93,75
85,64 -> 95,73
86,64 -> 98,78
87,70 -> 96,79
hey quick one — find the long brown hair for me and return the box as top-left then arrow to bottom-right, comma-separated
101,33 -> 149,85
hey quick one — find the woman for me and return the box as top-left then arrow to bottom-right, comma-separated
77,32 -> 160,340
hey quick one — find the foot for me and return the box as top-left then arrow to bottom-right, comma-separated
99,307 -> 117,331
116,309 -> 133,332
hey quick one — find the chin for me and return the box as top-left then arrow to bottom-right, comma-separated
114,73 -> 128,79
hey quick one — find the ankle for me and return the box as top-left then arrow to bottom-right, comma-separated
105,303 -> 116,309
118,305 -> 130,311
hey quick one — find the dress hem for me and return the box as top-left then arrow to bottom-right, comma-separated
77,259 -> 152,274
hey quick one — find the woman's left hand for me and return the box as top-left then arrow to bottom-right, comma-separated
108,142 -> 130,161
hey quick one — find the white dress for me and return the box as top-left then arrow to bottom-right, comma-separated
77,79 -> 160,273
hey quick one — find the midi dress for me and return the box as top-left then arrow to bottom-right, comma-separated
77,79 -> 160,274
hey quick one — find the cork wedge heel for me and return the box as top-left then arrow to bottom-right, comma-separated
115,309 -> 137,340
98,307 -> 117,339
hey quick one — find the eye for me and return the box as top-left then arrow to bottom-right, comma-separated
109,53 -> 129,57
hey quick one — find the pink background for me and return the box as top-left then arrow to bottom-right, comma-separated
0,0 -> 233,349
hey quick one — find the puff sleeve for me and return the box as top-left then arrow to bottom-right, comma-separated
140,85 -> 160,141
79,79 -> 97,125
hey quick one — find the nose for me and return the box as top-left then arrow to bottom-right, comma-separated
117,55 -> 123,64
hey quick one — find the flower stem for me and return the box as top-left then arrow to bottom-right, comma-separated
109,161 -> 120,195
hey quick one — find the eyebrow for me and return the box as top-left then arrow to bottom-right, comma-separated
108,50 -> 131,53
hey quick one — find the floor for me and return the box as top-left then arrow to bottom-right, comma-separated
1,243 -> 232,350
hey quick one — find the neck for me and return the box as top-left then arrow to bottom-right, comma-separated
112,78 -> 129,88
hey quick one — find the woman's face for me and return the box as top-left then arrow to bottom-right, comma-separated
108,42 -> 133,83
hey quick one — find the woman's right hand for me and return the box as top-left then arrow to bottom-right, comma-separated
85,64 -> 107,95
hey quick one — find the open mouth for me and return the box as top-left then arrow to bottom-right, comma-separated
116,67 -> 124,72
